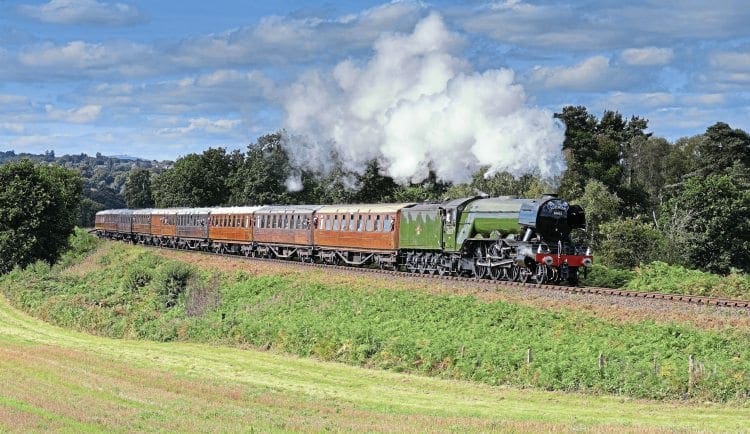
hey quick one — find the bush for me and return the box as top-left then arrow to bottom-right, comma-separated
598,218 -> 665,269
580,264 -> 633,288
123,267 -> 152,292
155,262 -> 193,307
626,261 -> 750,299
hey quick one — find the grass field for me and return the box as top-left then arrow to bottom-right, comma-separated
2,277 -> 750,431
5,239 -> 750,403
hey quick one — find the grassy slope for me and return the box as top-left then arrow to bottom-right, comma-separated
1,294 -> 749,433
6,241 -> 750,402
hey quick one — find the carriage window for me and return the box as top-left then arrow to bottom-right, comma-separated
324,216 -> 331,230
294,215 -> 300,229
357,215 -> 364,231
341,215 -> 348,231
366,215 -> 373,232
384,215 -> 394,231
332,215 -> 340,230
374,215 -> 381,232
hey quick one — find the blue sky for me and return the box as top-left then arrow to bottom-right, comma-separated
2,0 -> 750,162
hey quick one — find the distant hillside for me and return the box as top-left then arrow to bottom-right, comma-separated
0,150 -> 172,226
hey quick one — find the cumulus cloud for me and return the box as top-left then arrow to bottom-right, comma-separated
710,50 -> 750,72
16,40 -> 153,77
45,104 -> 102,123
170,1 -> 426,68
0,94 -> 29,105
0,123 -> 25,134
17,0 -> 146,26
620,47 -> 674,66
529,56 -> 613,91
605,91 -> 675,108
681,93 -> 726,105
157,117 -> 242,136
73,70 -> 274,118
463,1 -> 750,51
281,13 -> 565,185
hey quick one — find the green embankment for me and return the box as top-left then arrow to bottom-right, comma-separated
2,233 -> 749,406
2,278 -> 750,431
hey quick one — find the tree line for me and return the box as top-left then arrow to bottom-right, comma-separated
1,105 -> 748,275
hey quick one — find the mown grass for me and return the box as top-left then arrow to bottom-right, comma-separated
1,294 -> 749,432
2,233 -> 750,405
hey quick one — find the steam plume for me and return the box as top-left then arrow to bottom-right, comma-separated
282,13 -> 565,185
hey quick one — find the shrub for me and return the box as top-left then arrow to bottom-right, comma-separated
155,262 -> 192,307
626,261 -> 750,299
598,218 -> 665,269
123,267 -> 152,292
580,264 -> 633,288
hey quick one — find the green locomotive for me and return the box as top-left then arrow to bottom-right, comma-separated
399,195 -> 590,284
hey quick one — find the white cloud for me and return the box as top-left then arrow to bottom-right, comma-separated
0,94 -> 29,105
170,1 -> 426,67
45,104 -> 102,123
681,93 -> 725,106
16,40 -> 152,77
710,50 -> 750,72
462,1 -> 750,51
605,92 -> 675,108
157,117 -> 242,136
620,47 -> 673,66
529,56 -> 613,91
74,70 -> 273,118
0,123 -> 25,134
17,0 -> 146,26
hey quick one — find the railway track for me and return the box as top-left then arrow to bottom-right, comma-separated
127,241 -> 750,310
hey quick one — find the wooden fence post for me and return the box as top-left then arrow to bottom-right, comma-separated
688,354 -> 695,391
526,348 -> 532,364
598,352 -> 604,372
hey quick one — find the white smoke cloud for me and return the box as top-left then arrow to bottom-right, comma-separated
284,171 -> 304,192
281,12 -> 565,185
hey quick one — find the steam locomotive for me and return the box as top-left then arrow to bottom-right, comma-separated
95,195 -> 592,285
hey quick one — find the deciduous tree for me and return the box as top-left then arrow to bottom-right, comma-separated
0,160 -> 82,273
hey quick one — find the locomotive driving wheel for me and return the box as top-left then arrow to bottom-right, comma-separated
517,265 -> 531,283
532,264 -> 548,284
490,266 -> 507,281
